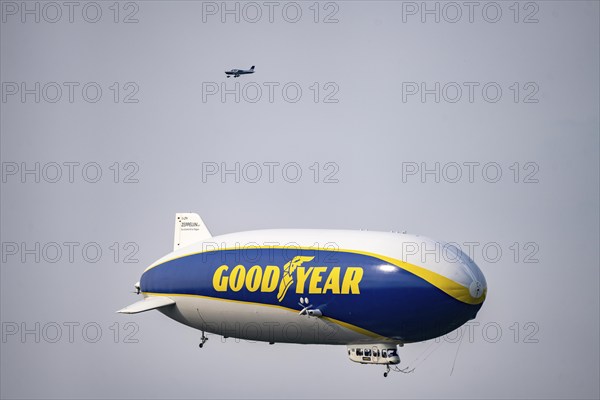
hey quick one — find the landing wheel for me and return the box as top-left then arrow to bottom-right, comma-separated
383,372 -> 388,377
199,331 -> 208,348
383,365 -> 390,378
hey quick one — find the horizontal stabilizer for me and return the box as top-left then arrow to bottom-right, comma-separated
117,296 -> 175,314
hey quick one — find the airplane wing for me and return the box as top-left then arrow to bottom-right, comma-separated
117,296 -> 175,314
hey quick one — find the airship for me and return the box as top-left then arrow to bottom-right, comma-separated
118,213 -> 487,377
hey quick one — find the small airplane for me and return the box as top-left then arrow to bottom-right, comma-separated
225,65 -> 255,78
118,213 -> 487,377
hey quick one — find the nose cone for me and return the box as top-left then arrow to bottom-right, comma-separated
444,242 -> 487,304
459,249 -> 487,302
449,245 -> 487,299
469,276 -> 486,300
401,237 -> 487,307
393,237 -> 488,341
432,242 -> 488,325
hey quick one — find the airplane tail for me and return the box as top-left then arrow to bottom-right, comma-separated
173,213 -> 211,251
250,66 -> 255,70
117,296 -> 175,314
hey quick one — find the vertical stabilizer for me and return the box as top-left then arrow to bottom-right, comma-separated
173,213 -> 211,251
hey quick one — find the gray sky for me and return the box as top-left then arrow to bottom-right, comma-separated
1,1 -> 599,399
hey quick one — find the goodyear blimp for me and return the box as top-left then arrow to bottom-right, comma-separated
118,213 -> 487,377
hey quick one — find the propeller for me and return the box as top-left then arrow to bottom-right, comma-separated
131,282 -> 141,295
298,297 -> 312,315
298,304 -> 313,315
297,297 -> 322,316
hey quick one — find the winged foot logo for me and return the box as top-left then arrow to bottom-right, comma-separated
212,256 -> 364,302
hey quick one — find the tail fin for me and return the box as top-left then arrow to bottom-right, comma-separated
173,213 -> 211,251
250,66 -> 255,70
117,296 -> 175,314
